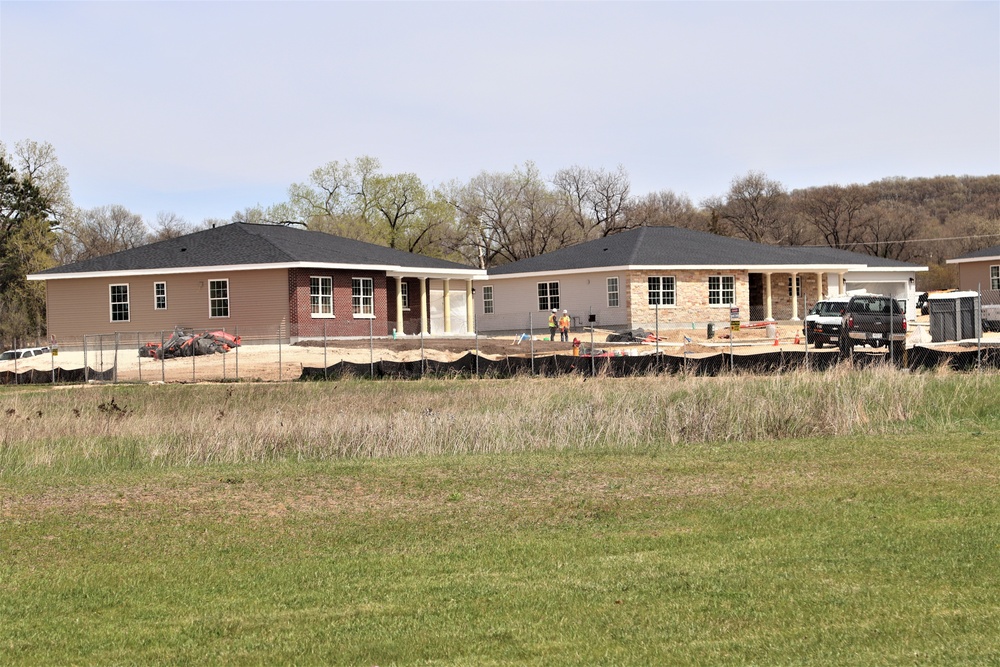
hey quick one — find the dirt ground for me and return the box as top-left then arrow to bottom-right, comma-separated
3,321 -> 996,383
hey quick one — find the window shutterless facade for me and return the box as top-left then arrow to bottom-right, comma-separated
991,265 -> 999,291
788,276 -> 801,297
310,276 -> 333,316
537,281 -> 559,311
482,285 -> 494,314
154,281 -> 167,310
708,275 -> 735,305
110,284 -> 130,322
647,276 -> 675,306
209,279 -> 230,318
352,277 -> 374,317
607,277 -> 619,307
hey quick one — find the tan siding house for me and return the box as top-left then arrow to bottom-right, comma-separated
29,223 -> 485,345
947,246 -> 1000,294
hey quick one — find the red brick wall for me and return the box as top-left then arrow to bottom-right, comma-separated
288,268 -> 394,338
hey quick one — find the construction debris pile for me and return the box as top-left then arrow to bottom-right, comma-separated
605,328 -> 662,343
139,330 -> 241,359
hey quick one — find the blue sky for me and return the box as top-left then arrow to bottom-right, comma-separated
2,1 -> 998,226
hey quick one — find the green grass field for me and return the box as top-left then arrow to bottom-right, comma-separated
2,371 -> 999,665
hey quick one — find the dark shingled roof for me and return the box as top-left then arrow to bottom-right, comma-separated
952,244 -> 1000,260
36,223 -> 478,275
487,227 -> 921,275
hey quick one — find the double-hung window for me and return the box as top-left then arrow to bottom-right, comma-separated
788,276 -> 801,297
110,284 -> 130,322
538,282 -> 559,311
482,285 -> 494,314
991,265 -> 999,291
209,279 -> 230,318
648,276 -> 675,306
352,277 -> 374,317
154,282 -> 167,310
607,277 -> 619,307
708,275 -> 735,306
310,276 -> 333,316
400,281 -> 409,309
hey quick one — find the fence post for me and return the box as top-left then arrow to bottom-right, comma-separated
84,335 -> 89,383
192,332 -> 196,382
235,326 -> 239,382
113,332 -> 119,384
369,316 -> 374,380
529,313 -> 534,375
137,332 -> 142,383
278,324 -> 283,382
323,320 -> 328,381
160,330 -> 165,383
13,337 -> 17,385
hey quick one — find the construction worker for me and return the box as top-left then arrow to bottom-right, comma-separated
559,309 -> 571,342
548,308 -> 558,341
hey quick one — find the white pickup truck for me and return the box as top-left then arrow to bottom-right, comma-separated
983,304 -> 1000,332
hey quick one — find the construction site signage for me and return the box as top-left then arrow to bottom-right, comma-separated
730,307 -> 740,331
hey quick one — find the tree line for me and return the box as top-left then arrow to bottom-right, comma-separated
2,139 -> 999,345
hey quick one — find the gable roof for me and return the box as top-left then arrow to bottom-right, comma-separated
31,223 -> 483,280
947,244 -> 1000,264
487,226 -> 924,276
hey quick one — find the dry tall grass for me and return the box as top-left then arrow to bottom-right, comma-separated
2,367 -> 997,471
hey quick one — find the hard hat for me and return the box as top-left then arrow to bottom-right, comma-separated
552,308 -> 557,313
563,309 -> 568,313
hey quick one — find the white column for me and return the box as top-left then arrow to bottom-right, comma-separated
443,279 -> 451,333
765,272 -> 774,321
395,277 -> 405,335
466,281 -> 475,334
816,272 -> 824,303
420,278 -> 428,335
791,272 -> 800,320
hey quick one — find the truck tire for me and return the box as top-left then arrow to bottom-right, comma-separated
814,338 -> 824,349
839,338 -> 853,356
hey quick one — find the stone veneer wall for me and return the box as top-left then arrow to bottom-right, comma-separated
625,269 -> 750,329
625,269 -> 829,328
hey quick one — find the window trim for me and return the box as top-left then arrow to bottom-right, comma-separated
153,281 -> 167,311
607,277 -> 619,308
647,275 -> 676,307
788,276 -> 801,297
991,265 -> 999,291
400,281 -> 410,310
352,277 -> 375,318
309,275 -> 334,318
708,275 -> 736,306
537,281 -> 560,311
208,279 -> 230,319
482,285 -> 494,315
110,283 -> 130,323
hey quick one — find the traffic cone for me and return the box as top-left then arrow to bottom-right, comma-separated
794,333 -> 800,344
773,336 -> 779,346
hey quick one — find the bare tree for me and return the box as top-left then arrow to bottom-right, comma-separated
553,165 -> 631,238
792,184 -> 869,249
625,190 -> 707,230
149,212 -> 193,242
704,171 -> 788,243
61,205 -> 149,263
